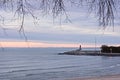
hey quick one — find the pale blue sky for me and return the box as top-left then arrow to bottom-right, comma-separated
0,2 -> 120,47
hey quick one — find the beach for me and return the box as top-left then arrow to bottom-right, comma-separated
67,75 -> 120,80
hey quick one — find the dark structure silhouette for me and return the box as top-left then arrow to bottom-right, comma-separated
79,45 -> 82,51
101,45 -> 120,53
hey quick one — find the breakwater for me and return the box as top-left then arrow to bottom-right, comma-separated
59,49 -> 120,56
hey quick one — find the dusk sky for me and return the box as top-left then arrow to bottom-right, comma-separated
0,2 -> 120,47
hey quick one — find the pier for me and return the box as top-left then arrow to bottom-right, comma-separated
59,49 -> 120,56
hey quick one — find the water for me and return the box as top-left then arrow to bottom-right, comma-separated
0,48 -> 120,80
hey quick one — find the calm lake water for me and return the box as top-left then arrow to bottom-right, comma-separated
0,48 -> 120,80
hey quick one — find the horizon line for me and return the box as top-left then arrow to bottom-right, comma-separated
0,41 -> 101,48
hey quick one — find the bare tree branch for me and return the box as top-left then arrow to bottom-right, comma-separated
0,0 -> 118,30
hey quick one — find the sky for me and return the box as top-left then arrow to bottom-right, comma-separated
0,1 -> 120,48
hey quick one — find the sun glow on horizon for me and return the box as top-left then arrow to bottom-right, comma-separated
0,41 -> 98,48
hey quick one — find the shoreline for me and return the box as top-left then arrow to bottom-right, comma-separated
66,74 -> 120,80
